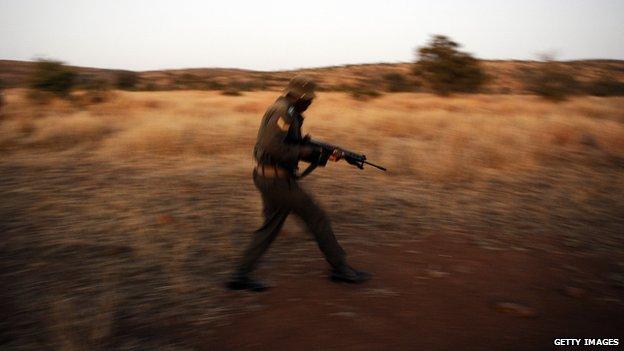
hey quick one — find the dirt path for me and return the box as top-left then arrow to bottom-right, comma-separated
207,234 -> 623,351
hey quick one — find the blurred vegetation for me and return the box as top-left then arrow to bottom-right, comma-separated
204,79 -> 225,90
173,73 -> 205,90
115,70 -> 139,90
80,75 -> 112,105
383,73 -> 418,92
348,84 -> 382,101
221,87 -> 242,96
143,82 -> 159,91
586,75 -> 624,97
228,79 -> 266,91
524,56 -> 580,101
28,59 -> 77,100
414,35 -> 486,95
2,56 -> 622,98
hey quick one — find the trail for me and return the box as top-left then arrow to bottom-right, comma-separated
207,234 -> 624,351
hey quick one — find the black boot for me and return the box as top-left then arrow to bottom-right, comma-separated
226,274 -> 268,292
330,264 -> 372,284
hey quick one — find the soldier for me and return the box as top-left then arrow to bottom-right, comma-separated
227,76 -> 371,292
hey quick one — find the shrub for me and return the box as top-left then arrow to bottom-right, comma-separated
348,85 -> 382,101
524,58 -> 579,101
221,87 -> 242,96
83,77 -> 111,104
174,73 -> 208,90
414,35 -> 486,95
28,59 -> 76,98
204,79 -> 225,90
383,73 -> 414,92
586,76 -> 624,96
115,70 -> 139,90
144,82 -> 158,91
228,79 -> 264,91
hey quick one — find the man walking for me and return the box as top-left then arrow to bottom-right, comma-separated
227,76 -> 371,292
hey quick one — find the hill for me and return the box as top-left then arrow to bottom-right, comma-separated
1,59 -> 624,94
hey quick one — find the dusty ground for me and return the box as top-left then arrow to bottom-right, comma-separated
1,90 -> 623,350
210,236 -> 624,351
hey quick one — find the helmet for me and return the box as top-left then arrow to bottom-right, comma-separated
284,76 -> 316,100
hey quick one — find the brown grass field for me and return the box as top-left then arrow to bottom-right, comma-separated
1,89 -> 624,350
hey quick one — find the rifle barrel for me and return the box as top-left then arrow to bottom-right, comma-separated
364,160 -> 387,171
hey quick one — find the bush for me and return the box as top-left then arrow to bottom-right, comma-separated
525,59 -> 579,101
228,79 -> 264,91
143,82 -> 160,91
221,87 -> 242,96
586,76 -> 624,96
383,73 -> 414,92
115,70 -> 139,90
28,59 -> 76,98
83,77 -> 111,104
173,73 -> 207,90
348,85 -> 382,101
414,35 -> 486,95
204,79 -> 225,90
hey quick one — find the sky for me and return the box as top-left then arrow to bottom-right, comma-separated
1,0 -> 623,71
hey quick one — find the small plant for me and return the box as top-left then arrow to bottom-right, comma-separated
227,79 -> 264,91
348,85 -> 382,101
586,75 -> 624,96
383,73 -> 414,92
174,73 -> 205,90
203,79 -> 225,90
221,87 -> 242,96
28,59 -> 76,99
414,35 -> 486,95
144,82 -> 159,91
524,56 -> 579,101
115,70 -> 139,90
83,77 -> 111,104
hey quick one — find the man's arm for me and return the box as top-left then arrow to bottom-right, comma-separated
258,111 -> 302,165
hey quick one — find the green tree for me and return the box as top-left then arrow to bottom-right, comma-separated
415,35 -> 486,95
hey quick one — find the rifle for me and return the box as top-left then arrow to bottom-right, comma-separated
298,136 -> 387,178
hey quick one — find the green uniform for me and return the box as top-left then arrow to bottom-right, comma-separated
237,96 -> 346,274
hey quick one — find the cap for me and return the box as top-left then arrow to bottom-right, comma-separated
284,76 -> 317,100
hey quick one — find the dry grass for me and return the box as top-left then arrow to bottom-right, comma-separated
4,90 -> 623,179
1,89 -> 623,350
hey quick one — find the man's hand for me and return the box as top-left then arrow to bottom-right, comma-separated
299,145 -> 322,160
329,149 -> 343,162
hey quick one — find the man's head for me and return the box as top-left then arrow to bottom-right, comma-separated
284,76 -> 316,112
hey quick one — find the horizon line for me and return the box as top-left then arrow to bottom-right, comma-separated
1,57 -> 624,73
